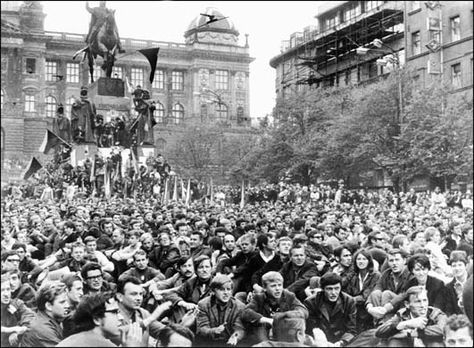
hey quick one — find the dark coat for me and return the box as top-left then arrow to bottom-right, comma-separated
148,243 -> 180,273
371,267 -> 414,306
444,277 -> 465,316
343,270 -> 381,332
241,289 -> 308,325
375,306 -> 447,346
196,295 -> 246,343
216,250 -> 257,275
167,276 -> 212,306
1,299 -> 35,347
304,291 -> 357,344
239,252 -> 280,293
279,260 -> 319,301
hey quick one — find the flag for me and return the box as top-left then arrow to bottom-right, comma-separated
124,75 -> 134,94
210,177 -> 215,204
131,150 -> 139,179
240,180 -> 245,209
138,47 -> 160,84
23,157 -> 43,180
172,176 -> 178,201
162,178 -> 169,204
90,157 -> 96,196
39,129 -> 71,154
104,163 -> 111,199
180,178 -> 186,201
185,179 -> 191,207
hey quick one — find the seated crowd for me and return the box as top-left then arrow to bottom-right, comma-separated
1,182 -> 473,347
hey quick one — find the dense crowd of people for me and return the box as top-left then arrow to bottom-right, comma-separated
1,176 -> 473,347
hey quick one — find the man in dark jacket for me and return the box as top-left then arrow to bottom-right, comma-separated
241,271 -> 308,346
279,245 -> 319,301
375,286 -> 447,347
1,275 -> 35,347
304,272 -> 357,346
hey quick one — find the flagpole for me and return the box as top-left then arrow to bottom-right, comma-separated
185,179 -> 191,207
240,180 -> 245,209
172,176 -> 178,201
210,177 -> 214,204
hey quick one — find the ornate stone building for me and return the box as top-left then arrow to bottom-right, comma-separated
1,1 -> 255,180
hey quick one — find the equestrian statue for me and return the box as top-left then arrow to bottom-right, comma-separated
73,1 -> 125,83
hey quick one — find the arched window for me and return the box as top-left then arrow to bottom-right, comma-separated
172,103 -> 184,124
153,102 -> 165,123
66,96 -> 76,118
216,103 -> 228,122
24,94 -> 35,112
45,95 -> 57,117
156,138 -> 167,152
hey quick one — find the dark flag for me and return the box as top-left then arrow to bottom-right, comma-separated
138,47 -> 160,84
23,157 -> 43,180
39,129 -> 71,154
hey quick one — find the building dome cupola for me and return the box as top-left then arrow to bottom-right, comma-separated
184,7 -> 240,45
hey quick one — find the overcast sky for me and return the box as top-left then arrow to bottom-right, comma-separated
41,1 -> 342,120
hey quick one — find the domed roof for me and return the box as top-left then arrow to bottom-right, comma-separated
185,7 -> 239,37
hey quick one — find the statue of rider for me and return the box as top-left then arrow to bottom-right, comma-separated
85,1 -> 124,53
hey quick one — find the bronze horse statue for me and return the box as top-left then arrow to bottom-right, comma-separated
73,9 -> 120,83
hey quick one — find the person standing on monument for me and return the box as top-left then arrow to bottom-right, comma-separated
131,86 -> 156,146
71,87 -> 96,144
52,104 -> 72,143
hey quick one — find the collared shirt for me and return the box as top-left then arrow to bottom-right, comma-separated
20,310 -> 63,347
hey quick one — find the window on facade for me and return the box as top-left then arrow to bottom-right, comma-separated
325,13 -> 339,30
66,96 -> 76,118
1,58 -> 7,74
216,104 -> 228,121
153,102 -> 165,123
45,95 -> 57,117
66,63 -> 80,83
24,94 -> 35,112
1,89 -> 4,109
171,103 -> 184,124
451,63 -> 462,88
131,68 -> 144,87
412,31 -> 421,55
152,70 -> 164,89
343,2 -> 361,21
112,66 -> 122,79
365,1 -> 383,12
45,61 -> 58,82
25,58 -> 36,74
171,71 -> 184,90
215,70 -> 229,90
450,16 -> 461,42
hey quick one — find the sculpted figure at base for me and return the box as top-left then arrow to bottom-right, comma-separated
71,86 -> 96,144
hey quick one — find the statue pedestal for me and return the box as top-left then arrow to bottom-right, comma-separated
70,144 -> 98,166
89,77 -> 130,123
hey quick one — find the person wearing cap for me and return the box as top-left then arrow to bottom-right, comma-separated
304,272 -> 357,347
241,271 -> 308,345
52,103 -> 71,143
71,86 -> 96,144
445,250 -> 469,316
375,286 -> 447,347
196,274 -> 245,346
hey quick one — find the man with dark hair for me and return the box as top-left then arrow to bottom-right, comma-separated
62,273 -> 84,337
21,281 -> 71,346
156,323 -> 194,347
366,248 -> 414,323
304,272 -> 357,347
81,262 -> 116,295
376,286 -> 447,347
189,231 -> 212,259
116,275 -> 170,346
119,249 -> 165,286
443,314 -> 473,347
56,291 -> 143,347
